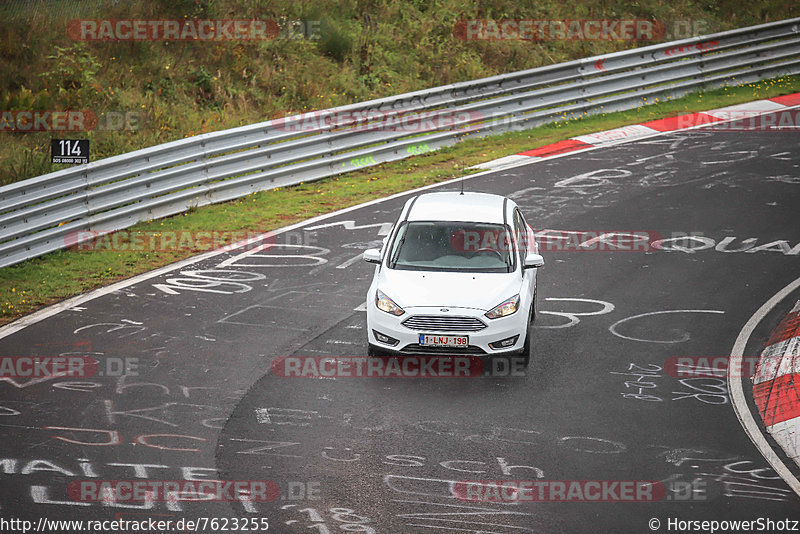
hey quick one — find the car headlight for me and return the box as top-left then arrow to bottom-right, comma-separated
485,294 -> 520,319
376,289 -> 405,316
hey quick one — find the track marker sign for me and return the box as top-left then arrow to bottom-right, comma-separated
51,139 -> 89,164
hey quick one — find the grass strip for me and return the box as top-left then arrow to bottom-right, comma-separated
2,75 -> 799,325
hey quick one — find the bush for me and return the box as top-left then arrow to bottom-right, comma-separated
318,18 -> 353,63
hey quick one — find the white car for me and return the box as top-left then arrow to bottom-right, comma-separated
363,191 -> 543,364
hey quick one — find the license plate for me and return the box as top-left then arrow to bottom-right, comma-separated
419,334 -> 469,348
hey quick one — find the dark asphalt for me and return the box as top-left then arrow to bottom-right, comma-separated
1,122 -> 799,533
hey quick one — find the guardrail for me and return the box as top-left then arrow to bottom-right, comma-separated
2,17 -> 799,267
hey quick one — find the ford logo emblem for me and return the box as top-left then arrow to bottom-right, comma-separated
440,308 -> 449,312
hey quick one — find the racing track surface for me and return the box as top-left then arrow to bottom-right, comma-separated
1,115 -> 799,532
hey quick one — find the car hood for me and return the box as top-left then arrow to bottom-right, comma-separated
376,268 -> 521,311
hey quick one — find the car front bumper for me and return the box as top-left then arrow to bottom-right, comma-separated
367,303 -> 528,356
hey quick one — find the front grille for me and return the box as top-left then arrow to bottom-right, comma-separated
400,344 -> 486,355
402,315 -> 487,332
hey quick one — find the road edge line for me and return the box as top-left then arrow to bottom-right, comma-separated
4,97 -> 800,342
729,275 -> 800,498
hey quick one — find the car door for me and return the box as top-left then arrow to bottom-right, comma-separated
513,208 -> 537,316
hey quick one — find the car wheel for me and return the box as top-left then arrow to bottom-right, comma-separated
518,330 -> 531,367
518,306 -> 533,367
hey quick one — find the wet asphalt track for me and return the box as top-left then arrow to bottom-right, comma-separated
1,119 -> 799,533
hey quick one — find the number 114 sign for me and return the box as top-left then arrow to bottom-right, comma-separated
51,139 -> 89,164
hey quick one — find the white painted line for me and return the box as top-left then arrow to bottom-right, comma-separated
572,124 -> 659,145
469,154 -> 536,170
335,253 -> 364,270
708,99 -> 787,113
1,92 -> 799,498
473,101 -> 800,177
0,163 -> 519,340
768,419 -> 800,466
729,274 -> 800,498
3,101 -> 799,344
753,336 -> 800,384
750,300 -> 800,472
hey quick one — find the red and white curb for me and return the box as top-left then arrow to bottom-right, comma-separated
472,92 -> 800,171
753,301 -> 800,466
468,89 -> 800,493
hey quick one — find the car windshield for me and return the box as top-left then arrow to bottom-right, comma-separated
388,221 -> 515,272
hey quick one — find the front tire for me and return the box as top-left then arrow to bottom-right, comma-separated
518,305 -> 533,367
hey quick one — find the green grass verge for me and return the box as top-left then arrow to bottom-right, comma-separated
1,74 -> 799,325
3,0 -> 799,186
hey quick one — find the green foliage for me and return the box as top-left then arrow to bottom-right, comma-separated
0,86 -> 50,110
318,18 -> 353,62
3,73 -> 799,323
156,0 -> 218,18
2,143 -> 51,186
37,44 -> 103,107
193,66 -> 214,94
1,0 -> 799,186
144,77 -> 177,100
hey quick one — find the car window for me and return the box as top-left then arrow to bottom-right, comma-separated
388,221 -> 515,272
514,210 -> 528,262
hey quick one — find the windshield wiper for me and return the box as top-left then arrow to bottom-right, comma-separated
389,234 -> 407,268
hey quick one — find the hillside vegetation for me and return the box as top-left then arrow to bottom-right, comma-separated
1,0 -> 798,185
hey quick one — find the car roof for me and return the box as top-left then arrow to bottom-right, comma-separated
406,192 -> 509,224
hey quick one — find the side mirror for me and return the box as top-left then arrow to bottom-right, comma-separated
363,249 -> 382,264
523,253 -> 544,269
